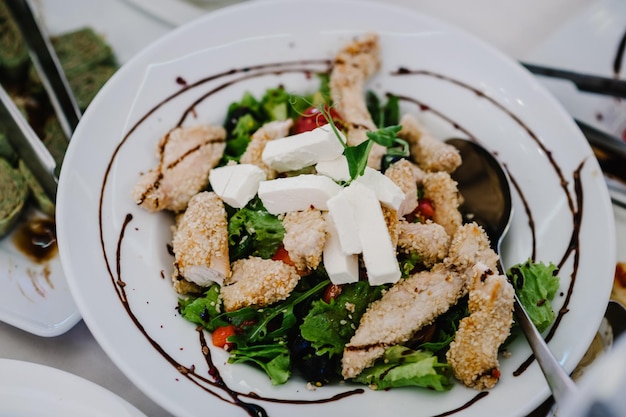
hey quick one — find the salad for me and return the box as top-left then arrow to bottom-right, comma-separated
132,33 -> 559,392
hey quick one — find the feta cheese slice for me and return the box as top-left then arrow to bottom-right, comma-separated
261,124 -> 345,172
326,190 -> 362,255
322,212 -> 359,285
315,155 -> 351,182
354,167 -> 405,212
209,164 -> 266,208
257,174 -> 342,214
344,182 -> 401,286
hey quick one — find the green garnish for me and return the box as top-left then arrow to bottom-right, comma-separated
508,260 -> 560,333
354,345 -> 452,391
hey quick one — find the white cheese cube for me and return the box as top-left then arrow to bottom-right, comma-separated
209,164 -> 266,208
344,182 -> 401,286
257,174 -> 342,214
354,167 -> 405,212
261,124 -> 345,172
322,213 -> 359,285
315,155 -> 351,182
326,190 -> 362,255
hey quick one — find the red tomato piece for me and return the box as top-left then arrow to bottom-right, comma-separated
322,284 -> 343,304
212,325 -> 236,349
416,198 -> 435,220
292,106 -> 343,134
272,246 -> 296,267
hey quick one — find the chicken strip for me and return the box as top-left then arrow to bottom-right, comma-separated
398,114 -> 461,173
172,191 -> 230,290
382,206 -> 399,248
446,263 -> 515,390
329,33 -> 386,169
397,220 -> 450,267
342,263 -> 466,379
341,222 -> 494,379
444,222 -> 499,274
384,158 -> 419,216
240,119 -> 293,180
220,257 -> 301,311
422,171 -> 463,237
282,208 -> 327,271
132,124 -> 226,212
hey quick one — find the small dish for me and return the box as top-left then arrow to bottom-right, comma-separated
0,358 -> 146,417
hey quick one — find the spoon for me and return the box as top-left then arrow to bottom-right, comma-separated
446,138 -> 578,408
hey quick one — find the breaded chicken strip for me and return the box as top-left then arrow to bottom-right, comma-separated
240,119 -> 293,180
398,114 -> 461,173
342,263 -> 466,379
220,257 -> 301,311
397,220 -> 450,267
132,124 -> 226,212
330,33 -> 386,169
384,158 -> 419,216
422,171 -> 463,237
341,222 -> 490,379
446,263 -> 515,390
172,191 -> 230,291
282,208 -> 327,271
382,206 -> 399,248
445,222 -> 499,274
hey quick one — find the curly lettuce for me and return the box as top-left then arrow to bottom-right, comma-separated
508,260 -> 560,333
354,346 -> 452,391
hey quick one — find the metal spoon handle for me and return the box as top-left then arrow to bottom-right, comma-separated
513,293 -> 578,406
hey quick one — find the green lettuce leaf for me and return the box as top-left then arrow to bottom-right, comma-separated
300,281 -> 384,357
508,260 -> 560,333
178,284 -> 227,332
227,196 -> 285,260
228,342 -> 291,385
354,345 -> 452,391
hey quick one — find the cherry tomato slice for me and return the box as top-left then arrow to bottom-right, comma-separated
272,246 -> 296,267
292,106 -> 343,134
212,325 -> 236,349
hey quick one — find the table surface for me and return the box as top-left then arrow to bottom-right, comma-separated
2,0 -> 625,416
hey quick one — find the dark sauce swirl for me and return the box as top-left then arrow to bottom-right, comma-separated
98,57 -> 586,416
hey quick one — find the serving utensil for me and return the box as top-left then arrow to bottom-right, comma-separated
5,0 -> 81,140
0,84 -> 58,200
446,138 -> 579,409
521,61 -> 626,99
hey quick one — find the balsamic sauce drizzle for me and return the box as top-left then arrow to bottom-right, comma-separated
97,58 -> 588,416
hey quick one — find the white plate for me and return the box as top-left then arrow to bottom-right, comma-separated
0,208 -> 80,337
123,0 -> 246,26
56,1 -> 616,416
0,358 -> 146,417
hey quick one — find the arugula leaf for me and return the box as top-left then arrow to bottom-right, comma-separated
508,260 -> 560,333
228,342 -> 291,385
354,345 -> 452,391
218,279 -> 329,384
227,196 -> 285,260
419,295 -> 469,352
366,91 -> 400,128
300,281 -> 384,357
